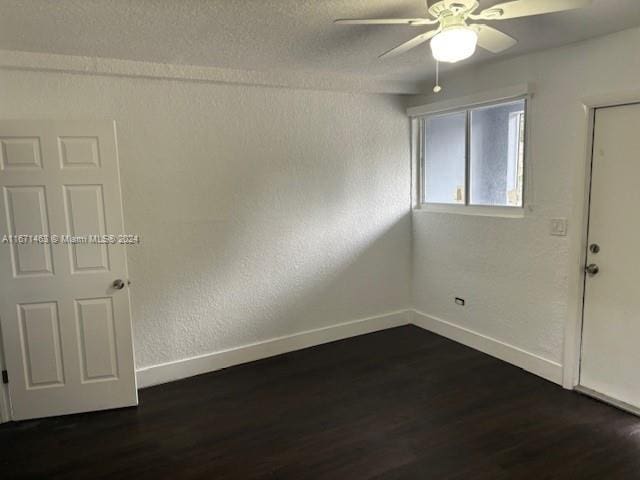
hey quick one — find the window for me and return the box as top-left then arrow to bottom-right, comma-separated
423,111 -> 466,204
420,98 -> 526,208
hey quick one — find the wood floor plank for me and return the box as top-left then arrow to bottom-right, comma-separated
1,326 -> 639,479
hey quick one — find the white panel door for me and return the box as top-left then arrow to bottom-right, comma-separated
581,104 -> 640,411
0,120 -> 137,420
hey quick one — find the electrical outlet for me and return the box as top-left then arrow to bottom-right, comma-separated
455,297 -> 465,306
550,218 -> 568,237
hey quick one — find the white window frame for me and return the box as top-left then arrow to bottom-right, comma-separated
409,84 -> 533,218
506,110 -> 525,201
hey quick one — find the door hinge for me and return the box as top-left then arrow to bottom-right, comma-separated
1,370 -> 7,384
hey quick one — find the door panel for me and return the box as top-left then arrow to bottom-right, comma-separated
581,104 -> 640,410
63,184 -> 110,272
0,120 -> 137,421
3,186 -> 54,276
0,137 -> 42,170
18,302 -> 64,388
76,297 -> 118,382
59,137 -> 101,169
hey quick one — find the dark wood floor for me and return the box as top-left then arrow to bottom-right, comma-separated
2,326 -> 640,479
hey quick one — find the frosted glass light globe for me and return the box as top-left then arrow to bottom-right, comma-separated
431,27 -> 478,63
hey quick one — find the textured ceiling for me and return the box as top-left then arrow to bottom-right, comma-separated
0,0 -> 639,84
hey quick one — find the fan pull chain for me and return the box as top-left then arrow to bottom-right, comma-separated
433,60 -> 442,93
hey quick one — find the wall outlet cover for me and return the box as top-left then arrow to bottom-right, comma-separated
550,218 -> 568,236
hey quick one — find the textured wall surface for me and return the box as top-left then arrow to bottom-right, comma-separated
0,69 -> 411,369
409,27 -> 640,365
0,50 -> 422,95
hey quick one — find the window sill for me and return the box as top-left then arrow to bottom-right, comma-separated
414,203 -> 525,218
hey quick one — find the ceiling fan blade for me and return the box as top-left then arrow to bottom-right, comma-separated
334,18 -> 437,26
470,24 -> 517,53
472,0 -> 591,20
379,29 -> 439,58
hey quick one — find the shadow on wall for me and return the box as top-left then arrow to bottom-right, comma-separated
120,88 -> 411,369
130,200 -> 410,370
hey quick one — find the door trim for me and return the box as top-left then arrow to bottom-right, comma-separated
563,97 -> 640,390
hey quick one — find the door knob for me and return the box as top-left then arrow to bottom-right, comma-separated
112,279 -> 126,290
585,264 -> 599,276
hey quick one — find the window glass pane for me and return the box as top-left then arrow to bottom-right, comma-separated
469,100 -> 525,207
423,111 -> 466,204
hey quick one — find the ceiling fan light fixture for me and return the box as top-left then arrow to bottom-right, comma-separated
430,26 -> 478,63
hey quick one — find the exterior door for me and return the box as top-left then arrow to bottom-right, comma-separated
0,120 -> 137,421
580,103 -> 640,412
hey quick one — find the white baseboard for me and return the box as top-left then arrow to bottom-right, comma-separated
410,310 -> 563,385
136,308 -> 564,390
136,310 -> 410,389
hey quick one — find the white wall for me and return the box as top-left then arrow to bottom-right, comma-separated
5,26 -> 638,392
408,27 -> 640,382
0,67 -> 411,371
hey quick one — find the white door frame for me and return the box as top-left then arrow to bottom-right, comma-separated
562,90 -> 640,389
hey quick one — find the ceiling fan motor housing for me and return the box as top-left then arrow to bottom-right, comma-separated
427,0 -> 479,18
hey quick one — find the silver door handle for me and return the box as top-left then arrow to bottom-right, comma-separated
585,264 -> 599,276
112,279 -> 126,290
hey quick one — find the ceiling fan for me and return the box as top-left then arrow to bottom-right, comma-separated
335,0 -> 592,63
